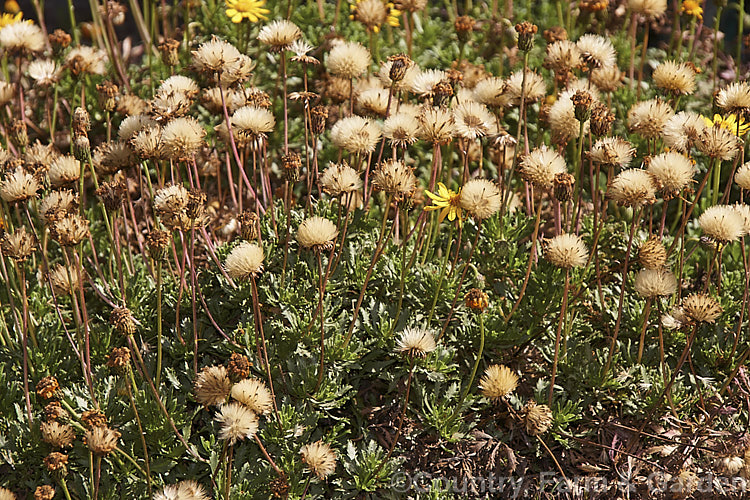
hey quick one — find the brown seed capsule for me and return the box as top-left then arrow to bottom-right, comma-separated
553,172 -> 575,202
227,352 -> 252,382
281,152 -> 302,182
159,38 -> 180,67
522,401 -> 553,435
73,135 -> 91,162
454,15 -> 475,43
238,210 -> 259,241
543,26 -> 567,43
638,236 -> 667,270
96,179 -> 126,212
9,119 -> 28,149
44,401 -> 68,422
34,485 -> 55,500
110,307 -> 136,335
81,409 -> 107,428
432,80 -> 453,107
106,346 -> 131,376
465,288 -> 489,312
72,107 -> 91,137
36,376 -> 60,400
49,29 -> 72,51
310,105 -> 328,135
44,452 -> 69,479
187,189 -> 206,220
590,103 -> 615,137
146,229 -> 171,261
96,81 -> 119,112
388,54 -> 411,82
269,474 -> 290,499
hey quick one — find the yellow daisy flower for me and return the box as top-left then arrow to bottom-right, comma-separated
386,3 -> 401,28
0,10 -> 22,28
225,0 -> 270,24
703,113 -> 750,137
424,182 -> 463,225
680,0 -> 702,20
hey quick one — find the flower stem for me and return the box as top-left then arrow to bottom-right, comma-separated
451,313 -> 485,420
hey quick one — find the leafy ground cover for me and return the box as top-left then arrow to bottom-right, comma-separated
1,0 -> 750,498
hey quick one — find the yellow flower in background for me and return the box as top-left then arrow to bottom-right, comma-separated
3,0 -> 19,14
385,2 -> 401,28
0,11 -> 21,27
703,113 -> 750,136
225,0 -> 270,23
424,182 -> 463,225
680,0 -> 703,20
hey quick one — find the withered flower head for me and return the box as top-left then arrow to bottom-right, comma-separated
192,36 -> 242,75
161,117 -> 205,160
96,179 -> 126,212
696,124 -> 741,161
225,241 -> 264,279
44,452 -> 69,475
231,377 -> 274,415
310,105 -> 328,135
736,162 -> 750,190
607,169 -> 657,207
320,162 -> 362,197
638,236 -> 667,270
84,426 -> 120,456
49,261 -> 79,295
43,401 -> 68,422
459,179 -> 501,220
698,205 -> 745,243
627,99 -> 674,139
227,352 -> 251,382
301,440 -> 338,479
382,112 -> 420,148
589,137 -> 635,169
106,346 -> 131,375
49,29 -> 72,51
417,106 -> 455,145
716,81 -> 750,118
628,0 -> 667,18
146,229 -> 171,261
662,111 -> 706,152
297,216 -> 338,252
215,402 -> 259,445
154,481 -> 209,500
327,40 -> 371,79
634,268 -> 677,298
653,60 -> 696,96
544,233 -> 588,268
352,0 -> 391,33
1,226 -> 35,262
36,376 -> 60,400
453,100 -> 494,140
50,214 -> 89,247
194,365 -> 232,407
479,364 -> 518,401
81,409 -> 107,429
41,421 -> 75,448
28,59 -> 59,87
258,19 -> 301,51
237,210 -> 259,241
543,26 -> 567,43
0,21 -> 45,55
590,65 -> 624,93
505,70 -> 546,106
65,46 -> 107,76
553,172 -> 575,202
0,166 -> 41,203
110,307 -> 136,335
465,288 -> 489,311
520,145 -> 567,188
158,38 -> 180,66
681,293 -> 722,323
48,155 -> 80,188
522,401 -> 553,435
396,327 -> 437,358
371,159 -> 418,201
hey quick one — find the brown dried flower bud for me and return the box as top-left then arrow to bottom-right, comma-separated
388,54 -> 412,82
269,474 -> 290,499
72,107 -> 91,137
432,80 -> 454,107
34,485 -> 55,500
281,152 -> 302,182
454,16 -> 476,43
10,119 -> 28,149
49,29 -> 72,51
522,401 -> 553,435
187,189 -> 206,220
553,172 -> 575,202
465,288 -> 489,312
1,226 -> 36,262
106,346 -> 131,376
590,103 -> 615,137
515,21 -> 538,52
543,26 -> 567,43
96,179 -> 126,212
159,38 -> 180,67
44,452 -> 69,479
238,210 -> 259,241
110,307 -> 136,335
36,376 -> 60,400
146,229 -> 171,261
44,401 -> 68,422
310,105 -> 328,135
638,236 -> 667,270
81,409 -> 107,429
227,352 -> 252,382
571,91 -> 593,123
96,81 -> 119,112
